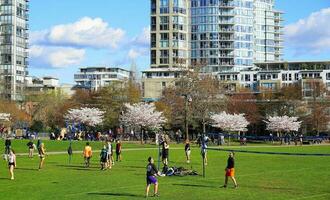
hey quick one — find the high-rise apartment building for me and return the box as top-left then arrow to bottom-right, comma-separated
150,0 -> 190,69
0,0 -> 29,101
144,0 -> 284,100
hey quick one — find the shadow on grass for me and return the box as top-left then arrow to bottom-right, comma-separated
56,165 -> 99,170
243,185 -> 296,191
172,183 -> 214,188
16,167 -> 38,171
123,165 -> 145,169
87,192 -> 142,198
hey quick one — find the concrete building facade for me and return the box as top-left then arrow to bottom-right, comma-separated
0,0 -> 29,100
74,67 -> 131,91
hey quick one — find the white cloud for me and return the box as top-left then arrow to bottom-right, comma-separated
31,17 -> 126,49
131,27 -> 150,47
128,48 -> 148,60
285,8 -> 330,55
30,45 -> 86,68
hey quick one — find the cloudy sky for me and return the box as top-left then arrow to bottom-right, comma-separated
29,0 -> 330,83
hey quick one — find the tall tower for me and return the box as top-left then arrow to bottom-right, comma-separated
190,0 -> 283,72
150,0 -> 190,69
0,0 -> 29,101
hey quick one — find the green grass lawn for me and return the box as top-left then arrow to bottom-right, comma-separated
0,140 -> 329,200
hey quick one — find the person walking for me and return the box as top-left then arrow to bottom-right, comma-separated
83,142 -> 92,167
38,141 -> 46,170
8,149 -> 16,180
223,152 -> 238,188
115,140 -> 122,162
27,140 -> 35,158
185,140 -> 191,163
145,157 -> 162,198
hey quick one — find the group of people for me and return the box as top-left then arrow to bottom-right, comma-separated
3,138 -> 46,180
3,136 -> 239,198
145,150 -> 238,198
83,139 -> 122,170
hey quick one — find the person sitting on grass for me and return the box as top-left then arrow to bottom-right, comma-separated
8,149 -> 16,180
100,145 -> 108,170
83,142 -> 92,168
145,156 -> 163,198
38,141 -> 46,170
223,152 -> 238,189
185,140 -> 191,163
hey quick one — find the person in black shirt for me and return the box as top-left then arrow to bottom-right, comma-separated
223,152 -> 238,188
145,157 -> 161,197
161,140 -> 169,166
27,140 -> 35,158
185,140 -> 191,163
5,138 -> 11,155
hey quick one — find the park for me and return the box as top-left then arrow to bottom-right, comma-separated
0,138 -> 330,200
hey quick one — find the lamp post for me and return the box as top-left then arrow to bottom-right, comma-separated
183,94 -> 192,141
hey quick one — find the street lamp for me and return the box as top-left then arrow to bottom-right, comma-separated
183,94 -> 192,141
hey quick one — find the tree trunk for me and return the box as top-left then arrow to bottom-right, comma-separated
141,126 -> 144,144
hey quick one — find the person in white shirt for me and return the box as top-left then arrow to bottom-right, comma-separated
8,149 -> 16,180
106,141 -> 112,169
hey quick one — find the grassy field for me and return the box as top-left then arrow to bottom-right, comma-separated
0,140 -> 329,200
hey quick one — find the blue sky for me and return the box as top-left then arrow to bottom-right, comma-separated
29,0 -> 330,84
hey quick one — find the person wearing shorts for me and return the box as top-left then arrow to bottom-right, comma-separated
185,140 -> 191,163
100,146 -> 108,170
145,157 -> 160,198
83,142 -> 92,168
161,140 -> 169,166
8,149 -> 16,180
27,140 -> 35,158
223,152 -> 238,188
38,142 -> 46,170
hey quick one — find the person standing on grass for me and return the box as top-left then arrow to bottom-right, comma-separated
67,141 -> 73,164
4,138 -> 11,160
115,140 -> 122,162
83,142 -> 92,167
161,138 -> 169,166
106,141 -> 112,169
100,145 -> 108,170
145,157 -> 162,198
223,152 -> 238,188
185,140 -> 191,163
27,140 -> 35,158
8,149 -> 16,180
38,141 -> 46,170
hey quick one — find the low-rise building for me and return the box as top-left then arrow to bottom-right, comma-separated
218,61 -> 330,98
74,67 -> 131,91
142,68 -> 184,101
25,76 -> 59,93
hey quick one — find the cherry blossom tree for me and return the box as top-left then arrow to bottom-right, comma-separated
211,112 -> 249,145
120,103 -> 167,143
264,116 -> 302,137
65,107 -> 105,127
0,113 -> 11,122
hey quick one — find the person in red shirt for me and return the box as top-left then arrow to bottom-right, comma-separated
115,140 -> 122,162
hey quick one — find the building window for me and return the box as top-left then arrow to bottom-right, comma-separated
160,50 -> 169,64
326,73 -> 330,80
151,17 -> 157,31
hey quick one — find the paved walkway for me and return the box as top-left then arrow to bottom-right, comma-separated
15,144 -> 330,156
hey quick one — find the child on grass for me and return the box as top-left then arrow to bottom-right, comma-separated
223,152 -> 238,188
